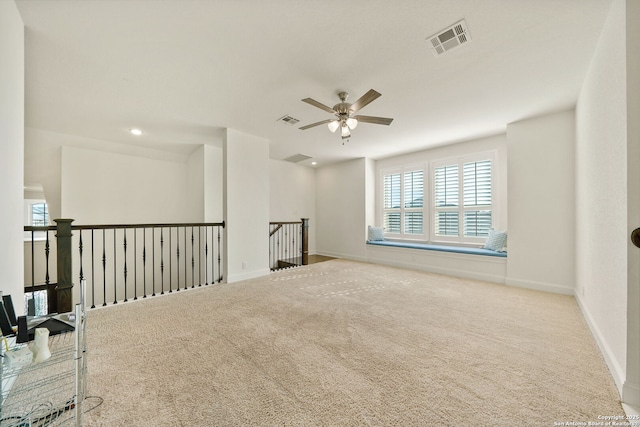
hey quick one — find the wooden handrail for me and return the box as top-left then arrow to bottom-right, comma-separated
24,225 -> 56,232
269,224 -> 283,237
70,221 -> 225,231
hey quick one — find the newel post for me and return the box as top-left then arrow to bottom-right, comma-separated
55,218 -> 74,313
301,218 -> 309,266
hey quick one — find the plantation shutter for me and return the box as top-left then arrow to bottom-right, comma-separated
382,168 -> 425,237
463,160 -> 491,206
383,173 -> 401,233
434,165 -> 459,236
434,165 -> 459,207
403,170 -> 424,234
463,160 -> 492,237
384,173 -> 401,209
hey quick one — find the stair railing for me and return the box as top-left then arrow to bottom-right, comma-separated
24,220 -> 225,313
269,218 -> 309,271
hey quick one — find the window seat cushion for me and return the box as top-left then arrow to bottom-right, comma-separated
366,240 -> 507,258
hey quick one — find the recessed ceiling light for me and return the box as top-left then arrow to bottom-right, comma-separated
130,128 -> 143,136
311,162 -> 317,166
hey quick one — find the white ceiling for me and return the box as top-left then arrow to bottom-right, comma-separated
16,0 -> 612,167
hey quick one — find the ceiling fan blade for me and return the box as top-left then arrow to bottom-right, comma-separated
301,98 -> 335,114
299,119 -> 334,130
350,89 -> 381,113
353,115 -> 394,125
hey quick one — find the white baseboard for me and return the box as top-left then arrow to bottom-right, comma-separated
227,268 -> 270,283
575,293 -> 625,396
366,255 -> 506,284
624,380 -> 640,409
623,403 -> 640,426
315,250 -> 367,262
504,276 -> 574,295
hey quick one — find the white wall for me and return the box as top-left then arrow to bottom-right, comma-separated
204,144 -> 223,222
506,110 -> 575,295
575,0 -> 628,395
187,146 -> 205,222
61,146 -> 190,224
223,129 -> 270,282
625,0 -> 640,408
269,160 -> 316,254
316,158 -> 368,260
576,0 -> 639,406
365,158 -> 376,237
24,129 -> 62,220
0,1 -> 25,311
186,144 -> 225,223
25,128 -> 196,222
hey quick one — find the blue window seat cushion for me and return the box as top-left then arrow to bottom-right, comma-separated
366,240 -> 507,258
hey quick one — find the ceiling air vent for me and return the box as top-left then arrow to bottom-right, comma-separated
284,153 -> 312,163
427,20 -> 470,57
277,115 -> 300,126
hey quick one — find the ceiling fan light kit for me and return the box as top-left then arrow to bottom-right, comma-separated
299,89 -> 393,141
341,123 -> 351,139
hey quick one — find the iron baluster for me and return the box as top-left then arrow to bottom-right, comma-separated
160,227 -> 165,295
91,229 -> 95,309
134,228 -> 137,300
44,231 -> 50,287
152,227 -> 156,297
102,229 -> 107,307
204,226 -> 209,286
123,229 -> 128,302
176,226 -> 180,291
30,231 -> 35,312
217,225 -> 222,283
191,226 -> 195,288
113,229 -> 117,304
78,231 -> 84,295
143,228 -> 147,298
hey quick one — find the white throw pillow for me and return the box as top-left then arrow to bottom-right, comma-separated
368,226 -> 385,241
484,229 -> 507,252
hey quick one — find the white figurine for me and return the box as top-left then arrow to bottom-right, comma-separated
31,327 -> 51,363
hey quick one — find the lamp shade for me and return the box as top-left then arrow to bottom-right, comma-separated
345,117 -> 358,130
327,120 -> 340,133
341,123 -> 351,138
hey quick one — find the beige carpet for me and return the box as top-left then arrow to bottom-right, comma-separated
83,259 -> 624,426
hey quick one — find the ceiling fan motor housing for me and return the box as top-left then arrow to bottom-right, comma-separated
334,92 -> 352,115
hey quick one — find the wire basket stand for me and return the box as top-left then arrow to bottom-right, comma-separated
1,280 -> 87,426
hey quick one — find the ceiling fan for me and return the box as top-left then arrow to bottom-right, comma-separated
299,89 -> 393,139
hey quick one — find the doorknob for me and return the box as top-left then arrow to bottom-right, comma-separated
632,228 -> 640,248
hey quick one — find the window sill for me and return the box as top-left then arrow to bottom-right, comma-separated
366,240 -> 507,258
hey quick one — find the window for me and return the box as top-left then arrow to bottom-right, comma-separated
24,200 -> 50,240
378,151 -> 497,245
432,154 -> 494,243
382,167 -> 425,237
31,202 -> 49,227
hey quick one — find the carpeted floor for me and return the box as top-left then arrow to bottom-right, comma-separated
83,259 -> 624,426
